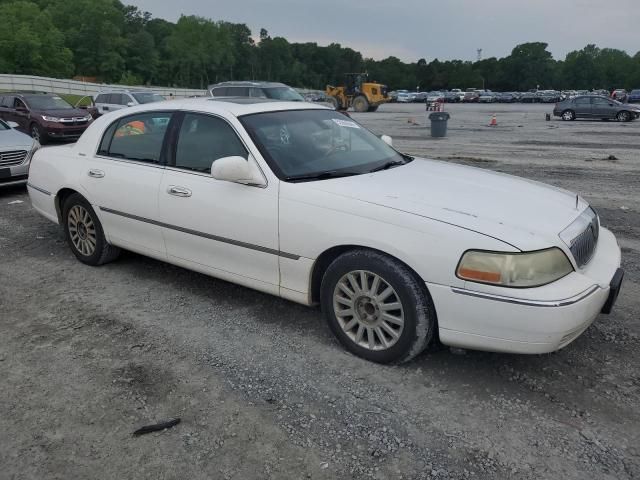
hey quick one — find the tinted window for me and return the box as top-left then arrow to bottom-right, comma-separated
226,87 -> 249,97
14,98 -> 27,109
592,97 -> 611,105
250,88 -> 267,98
174,113 -> 247,173
108,93 -> 125,105
101,112 -> 173,164
574,97 -> 590,106
211,87 -> 228,97
95,94 -> 108,103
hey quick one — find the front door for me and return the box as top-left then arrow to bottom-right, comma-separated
591,97 -> 615,119
158,112 -> 280,292
79,110 -> 174,257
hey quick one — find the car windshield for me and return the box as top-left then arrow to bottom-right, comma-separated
263,87 -> 304,101
131,92 -> 165,104
240,109 -> 408,181
26,96 -> 72,110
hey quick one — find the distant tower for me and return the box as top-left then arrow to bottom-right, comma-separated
477,49 -> 483,62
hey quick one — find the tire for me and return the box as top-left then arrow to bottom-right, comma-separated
30,123 -> 48,144
320,249 -> 435,364
352,95 -> 369,113
367,105 -> 379,112
617,111 -> 631,122
327,96 -> 340,110
561,110 -> 575,121
62,193 -> 120,266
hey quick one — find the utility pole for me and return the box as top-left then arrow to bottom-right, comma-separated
476,49 -> 483,62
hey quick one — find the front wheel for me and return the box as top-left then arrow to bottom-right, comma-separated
30,123 -> 48,144
352,95 -> 369,112
62,193 -> 120,266
320,250 -> 435,364
617,111 -> 631,122
561,110 -> 575,121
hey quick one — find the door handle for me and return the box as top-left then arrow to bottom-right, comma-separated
88,169 -> 105,178
167,185 -> 192,197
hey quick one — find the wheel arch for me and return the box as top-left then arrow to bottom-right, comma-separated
54,187 -> 82,223
309,244 -> 427,304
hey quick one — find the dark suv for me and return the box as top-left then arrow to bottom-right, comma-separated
0,93 -> 93,144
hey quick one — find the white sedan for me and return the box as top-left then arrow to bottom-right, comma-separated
27,98 -> 624,363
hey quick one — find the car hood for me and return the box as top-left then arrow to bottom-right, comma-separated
0,128 -> 33,149
303,158 -> 588,251
38,108 -> 89,118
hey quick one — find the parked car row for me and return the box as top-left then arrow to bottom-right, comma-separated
388,88 -> 640,104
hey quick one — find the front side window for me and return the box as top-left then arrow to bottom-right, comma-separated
99,112 -> 173,164
14,98 -> 27,109
95,94 -> 108,103
24,96 -> 71,110
241,109 -> 407,180
174,113 -> 247,173
263,87 -> 304,102
108,94 -> 124,105
592,97 -> 611,105
211,87 -> 228,97
226,87 -> 249,97
250,88 -> 267,98
131,92 -> 165,104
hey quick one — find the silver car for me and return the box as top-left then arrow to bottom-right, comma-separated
0,119 -> 40,187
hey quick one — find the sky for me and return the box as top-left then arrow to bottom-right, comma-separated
126,0 -> 640,62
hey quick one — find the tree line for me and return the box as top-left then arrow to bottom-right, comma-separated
1,0 -> 640,92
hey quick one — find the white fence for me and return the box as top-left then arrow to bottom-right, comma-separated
0,74 -> 207,98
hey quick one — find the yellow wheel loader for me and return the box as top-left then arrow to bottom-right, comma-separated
326,73 -> 390,112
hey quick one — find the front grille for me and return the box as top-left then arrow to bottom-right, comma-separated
0,150 -> 28,167
569,215 -> 599,268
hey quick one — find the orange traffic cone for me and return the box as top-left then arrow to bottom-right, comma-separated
489,114 -> 497,126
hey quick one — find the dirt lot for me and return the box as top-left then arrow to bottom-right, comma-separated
1,103 -> 638,480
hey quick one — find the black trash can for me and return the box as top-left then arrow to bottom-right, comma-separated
428,112 -> 450,137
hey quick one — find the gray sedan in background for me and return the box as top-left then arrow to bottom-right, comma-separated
553,95 -> 640,122
0,119 -> 40,188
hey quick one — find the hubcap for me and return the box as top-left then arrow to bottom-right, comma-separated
31,126 -> 39,141
333,270 -> 405,351
68,205 -> 97,256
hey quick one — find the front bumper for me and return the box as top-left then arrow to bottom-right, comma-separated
0,162 -> 29,187
42,121 -> 89,139
430,227 -> 622,354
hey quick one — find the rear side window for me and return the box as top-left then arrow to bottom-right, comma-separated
211,87 -> 228,97
575,97 -> 590,106
226,87 -> 249,97
107,93 -> 124,105
174,113 -> 247,173
98,112 -> 173,164
95,94 -> 108,103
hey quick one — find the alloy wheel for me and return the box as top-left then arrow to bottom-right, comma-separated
333,270 -> 405,351
67,205 -> 97,256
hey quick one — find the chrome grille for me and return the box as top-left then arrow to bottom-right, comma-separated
0,150 -> 28,167
563,209 -> 599,268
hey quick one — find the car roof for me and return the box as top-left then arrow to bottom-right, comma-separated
208,81 -> 289,89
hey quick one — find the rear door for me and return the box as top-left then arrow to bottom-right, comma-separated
11,98 -> 30,130
573,97 -> 592,118
79,110 -> 174,257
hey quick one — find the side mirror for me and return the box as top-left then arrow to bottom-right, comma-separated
211,155 -> 266,186
127,102 -> 135,107
6,121 -> 19,129
381,135 -> 393,147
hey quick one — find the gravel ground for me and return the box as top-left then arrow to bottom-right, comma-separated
1,103 -> 638,479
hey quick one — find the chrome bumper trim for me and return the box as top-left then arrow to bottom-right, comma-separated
450,285 -> 601,308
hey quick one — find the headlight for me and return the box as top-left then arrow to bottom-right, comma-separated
456,248 -> 573,287
42,115 -> 60,122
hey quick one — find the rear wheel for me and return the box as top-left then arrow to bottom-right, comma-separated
561,110 -> 575,121
320,249 -> 435,364
352,95 -> 369,113
617,111 -> 631,122
62,193 -> 120,266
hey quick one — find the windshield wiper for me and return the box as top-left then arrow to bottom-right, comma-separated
285,170 -> 361,182
369,160 -> 406,173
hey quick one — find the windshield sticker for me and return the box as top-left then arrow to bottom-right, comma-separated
332,119 -> 360,129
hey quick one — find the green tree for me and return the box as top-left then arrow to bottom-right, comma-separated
0,1 -> 73,77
